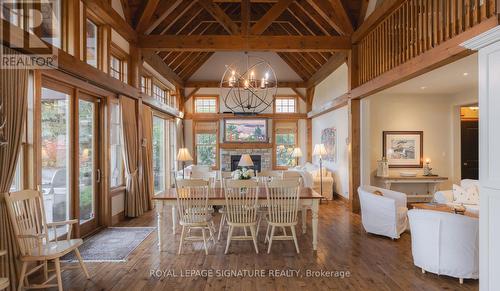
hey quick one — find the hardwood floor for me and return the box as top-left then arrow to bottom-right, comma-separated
60,200 -> 478,291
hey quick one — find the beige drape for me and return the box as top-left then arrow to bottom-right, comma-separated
0,46 -> 28,291
176,118 -> 184,170
120,96 -> 145,217
141,105 -> 153,211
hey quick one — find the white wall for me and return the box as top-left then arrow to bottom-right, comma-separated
311,64 -> 350,198
312,64 -> 348,111
312,107 -> 350,198
360,92 -> 478,194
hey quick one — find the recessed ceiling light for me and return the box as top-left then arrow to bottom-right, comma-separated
463,72 -> 469,76
420,86 -> 427,90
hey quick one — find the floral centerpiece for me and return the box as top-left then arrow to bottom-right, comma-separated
232,168 -> 253,180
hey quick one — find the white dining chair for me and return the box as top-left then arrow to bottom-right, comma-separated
223,179 -> 260,254
5,190 -> 90,291
265,179 -> 301,254
0,250 -> 9,290
175,179 -> 215,255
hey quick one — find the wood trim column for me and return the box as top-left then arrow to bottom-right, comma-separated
348,99 -> 361,213
306,86 -> 315,162
129,47 -> 142,89
348,44 -> 361,213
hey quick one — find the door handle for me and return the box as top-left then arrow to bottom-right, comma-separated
96,169 -> 101,183
463,162 -> 468,166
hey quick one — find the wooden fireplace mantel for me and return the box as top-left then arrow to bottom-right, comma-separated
220,143 -> 273,149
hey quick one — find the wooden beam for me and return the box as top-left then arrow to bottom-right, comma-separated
138,35 -> 351,51
241,0 -> 250,35
142,52 -> 184,88
357,0 -> 370,26
307,52 -> 347,87
350,17 -> 499,99
81,0 -> 137,42
250,0 -> 294,35
135,0 -> 161,33
306,86 -> 315,163
291,88 -> 306,101
184,112 -> 308,120
144,0 -> 183,35
120,0 -> 132,25
306,93 -> 348,118
305,0 -> 352,35
352,0 -> 406,43
329,0 -> 354,34
184,80 -> 307,88
198,0 -> 240,34
348,98 -> 361,214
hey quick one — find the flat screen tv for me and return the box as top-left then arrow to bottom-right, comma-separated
223,119 -> 268,143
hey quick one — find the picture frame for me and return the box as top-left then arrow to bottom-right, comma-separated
321,127 -> 337,163
382,131 -> 423,168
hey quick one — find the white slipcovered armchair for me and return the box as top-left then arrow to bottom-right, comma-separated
358,185 -> 408,239
408,209 -> 479,284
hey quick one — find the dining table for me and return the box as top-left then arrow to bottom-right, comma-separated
153,187 -> 323,251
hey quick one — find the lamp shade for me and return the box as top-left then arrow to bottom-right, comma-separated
291,147 -> 303,158
238,154 -> 254,167
177,148 -> 193,161
313,144 -> 327,156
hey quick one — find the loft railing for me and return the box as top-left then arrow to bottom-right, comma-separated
356,0 -> 497,85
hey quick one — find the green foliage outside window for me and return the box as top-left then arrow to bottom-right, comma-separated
196,133 -> 216,166
276,133 -> 295,167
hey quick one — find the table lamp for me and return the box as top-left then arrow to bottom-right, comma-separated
238,154 -> 254,174
313,144 -> 327,198
177,148 -> 193,179
292,147 -> 303,167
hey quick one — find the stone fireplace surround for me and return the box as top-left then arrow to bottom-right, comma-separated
220,148 -> 272,172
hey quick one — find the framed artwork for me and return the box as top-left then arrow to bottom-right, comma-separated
383,131 -> 423,168
321,127 -> 337,163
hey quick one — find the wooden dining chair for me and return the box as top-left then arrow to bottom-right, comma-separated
223,179 -> 260,254
265,179 -> 301,254
4,190 -> 90,291
175,179 -> 215,255
0,250 -> 8,290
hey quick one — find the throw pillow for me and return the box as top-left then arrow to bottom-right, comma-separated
453,184 -> 479,205
453,184 -> 469,204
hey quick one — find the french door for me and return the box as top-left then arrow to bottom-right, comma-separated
39,78 -> 103,238
77,93 -> 102,236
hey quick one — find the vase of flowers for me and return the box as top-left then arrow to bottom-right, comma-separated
232,167 -> 253,180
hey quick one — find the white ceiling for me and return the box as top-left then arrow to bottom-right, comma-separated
379,53 -> 478,95
188,52 -> 303,82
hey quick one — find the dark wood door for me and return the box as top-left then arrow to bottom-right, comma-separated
461,120 -> 479,180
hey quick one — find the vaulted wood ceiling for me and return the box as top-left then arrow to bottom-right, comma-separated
126,0 -> 365,84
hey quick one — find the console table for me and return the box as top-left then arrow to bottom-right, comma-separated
376,175 -> 448,202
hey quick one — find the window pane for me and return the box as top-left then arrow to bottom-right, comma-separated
10,153 -> 22,192
276,133 -> 295,167
86,19 -> 98,67
40,0 -> 62,48
196,133 -> 216,167
41,87 -> 70,232
110,55 -> 121,80
195,97 -> 217,113
110,103 -> 123,187
153,116 -> 166,194
276,98 -> 296,113
78,99 -> 95,223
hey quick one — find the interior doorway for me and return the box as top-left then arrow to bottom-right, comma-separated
460,105 -> 479,180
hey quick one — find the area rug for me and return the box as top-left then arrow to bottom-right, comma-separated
62,227 -> 155,262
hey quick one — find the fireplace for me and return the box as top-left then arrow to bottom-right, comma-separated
230,155 -> 262,173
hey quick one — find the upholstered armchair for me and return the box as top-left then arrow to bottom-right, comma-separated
358,185 -> 408,239
408,209 -> 479,284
